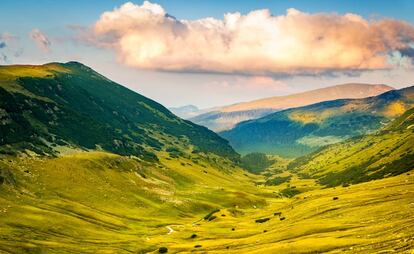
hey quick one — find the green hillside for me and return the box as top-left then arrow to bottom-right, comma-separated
289,107 -> 414,186
221,86 -> 414,157
0,62 -> 238,161
1,150 -> 413,253
1,63 -> 413,253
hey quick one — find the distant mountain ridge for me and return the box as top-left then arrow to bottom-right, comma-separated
221,85 -> 414,157
169,104 -> 199,119
190,83 -> 394,131
0,62 -> 238,161
221,83 -> 393,112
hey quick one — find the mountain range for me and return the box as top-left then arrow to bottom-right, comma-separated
188,83 -> 393,131
1,62 -> 413,253
221,86 -> 414,157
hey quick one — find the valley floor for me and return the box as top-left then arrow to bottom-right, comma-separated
0,152 -> 413,253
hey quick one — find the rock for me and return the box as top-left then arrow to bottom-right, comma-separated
333,197 -> 339,200
279,217 -> 286,221
190,234 -> 197,239
274,212 -> 282,216
194,245 -> 202,248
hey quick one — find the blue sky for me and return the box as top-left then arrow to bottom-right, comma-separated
1,1 -> 414,108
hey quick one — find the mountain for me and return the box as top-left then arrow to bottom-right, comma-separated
289,107 -> 414,186
169,104 -> 199,119
221,86 -> 414,157
190,108 -> 275,132
0,62 -> 238,161
190,83 -> 393,131
0,63 -> 413,254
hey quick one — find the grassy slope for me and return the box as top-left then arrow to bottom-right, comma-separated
0,62 -> 238,161
1,110 -> 413,253
290,108 -> 414,186
0,151 -> 264,254
1,152 -> 413,253
159,171 -> 414,254
221,86 -> 414,157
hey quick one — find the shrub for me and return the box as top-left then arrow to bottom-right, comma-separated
280,187 -> 301,197
255,218 -> 270,223
204,209 -> 220,220
208,215 -> 217,221
265,176 -> 291,186
241,153 -> 273,174
158,247 -> 168,253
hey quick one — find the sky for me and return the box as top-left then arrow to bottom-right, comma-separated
1,0 -> 414,109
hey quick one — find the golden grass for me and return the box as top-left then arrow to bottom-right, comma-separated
0,151 -> 413,253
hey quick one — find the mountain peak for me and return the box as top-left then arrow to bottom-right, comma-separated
0,63 -> 239,161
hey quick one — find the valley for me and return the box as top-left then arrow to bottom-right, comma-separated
1,150 -> 413,253
2,1 -> 414,253
0,63 -> 413,254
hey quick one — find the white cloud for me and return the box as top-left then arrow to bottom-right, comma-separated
29,29 -> 51,52
88,1 -> 414,75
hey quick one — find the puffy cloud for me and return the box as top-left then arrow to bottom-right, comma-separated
29,29 -> 51,52
90,1 -> 414,75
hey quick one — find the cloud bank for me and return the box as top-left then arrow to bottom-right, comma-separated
90,1 -> 414,75
30,29 -> 51,52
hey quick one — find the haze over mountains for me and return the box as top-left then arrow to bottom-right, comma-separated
168,104 -> 199,119
221,86 -> 414,157
187,83 -> 394,131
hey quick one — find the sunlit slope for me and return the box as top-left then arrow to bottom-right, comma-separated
153,171 -> 414,253
1,151 -> 413,253
0,151 -> 264,254
221,86 -> 414,157
0,62 -> 238,160
289,107 -> 414,186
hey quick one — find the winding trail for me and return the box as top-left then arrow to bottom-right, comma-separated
166,226 -> 174,235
